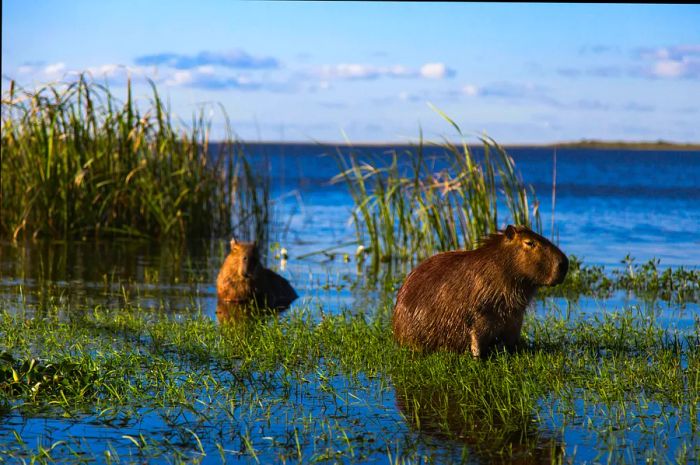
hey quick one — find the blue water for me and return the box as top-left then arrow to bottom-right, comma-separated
1,144 -> 699,464
1,144 -> 698,319
240,143 -> 700,267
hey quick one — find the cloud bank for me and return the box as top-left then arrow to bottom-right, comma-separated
558,44 -> 700,80
134,50 -> 280,70
10,49 -> 458,93
637,45 -> 700,79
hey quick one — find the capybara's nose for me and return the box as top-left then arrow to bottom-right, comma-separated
556,255 -> 569,284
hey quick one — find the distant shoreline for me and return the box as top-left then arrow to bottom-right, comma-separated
235,139 -> 700,151
536,140 -> 700,151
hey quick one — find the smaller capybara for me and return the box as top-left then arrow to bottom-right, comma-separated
216,239 -> 298,311
392,225 -> 568,357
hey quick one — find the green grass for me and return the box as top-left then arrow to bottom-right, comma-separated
542,255 -> 700,304
332,117 -> 540,268
1,301 -> 698,464
1,76 -> 269,243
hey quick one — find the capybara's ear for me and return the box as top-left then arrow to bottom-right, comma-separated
230,238 -> 237,251
505,225 -> 517,240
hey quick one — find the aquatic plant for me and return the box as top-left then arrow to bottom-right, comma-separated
540,255 -> 700,304
1,76 -> 269,244
1,302 -> 697,464
332,116 -> 540,266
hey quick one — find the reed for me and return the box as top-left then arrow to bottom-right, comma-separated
1,76 -> 269,244
332,119 -> 540,266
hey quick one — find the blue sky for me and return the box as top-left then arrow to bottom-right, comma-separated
3,1 -> 699,143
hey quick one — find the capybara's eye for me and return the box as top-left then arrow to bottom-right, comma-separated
524,240 -> 536,248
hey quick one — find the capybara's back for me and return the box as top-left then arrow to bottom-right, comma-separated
216,239 -> 297,311
258,268 -> 298,310
392,225 -> 568,357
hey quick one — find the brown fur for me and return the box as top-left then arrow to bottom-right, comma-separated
392,225 -> 568,357
216,239 -> 298,310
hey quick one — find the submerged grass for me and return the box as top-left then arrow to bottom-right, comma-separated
1,76 -> 269,243
1,302 -> 698,464
332,119 -> 540,266
543,255 -> 700,304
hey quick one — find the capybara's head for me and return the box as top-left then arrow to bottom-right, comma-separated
502,225 -> 568,286
229,239 -> 262,278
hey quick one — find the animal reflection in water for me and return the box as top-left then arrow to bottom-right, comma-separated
216,239 -> 297,324
394,382 -> 563,464
216,300 -> 284,325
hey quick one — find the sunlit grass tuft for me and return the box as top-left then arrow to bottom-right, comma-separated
332,119 -> 540,267
1,76 -> 269,243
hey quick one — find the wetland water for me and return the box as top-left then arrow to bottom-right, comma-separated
1,145 -> 699,463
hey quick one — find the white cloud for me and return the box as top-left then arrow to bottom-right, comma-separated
166,70 -> 193,86
312,62 -> 454,81
462,84 -> 478,96
420,62 -> 453,79
196,65 -> 216,75
43,62 -> 66,79
83,64 -> 152,81
652,60 -> 685,78
315,63 -> 412,80
638,44 -> 700,79
8,61 -> 282,92
9,56 -> 456,96
558,44 -> 700,80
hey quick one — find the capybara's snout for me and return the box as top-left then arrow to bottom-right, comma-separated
551,253 -> 569,285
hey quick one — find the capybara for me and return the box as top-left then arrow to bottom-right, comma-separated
216,239 -> 298,310
392,225 -> 568,357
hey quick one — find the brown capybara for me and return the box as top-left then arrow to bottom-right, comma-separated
392,225 -> 568,357
216,239 -> 298,311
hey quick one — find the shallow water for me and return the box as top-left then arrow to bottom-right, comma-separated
2,145 -> 698,318
248,143 -> 700,266
1,145 -> 699,463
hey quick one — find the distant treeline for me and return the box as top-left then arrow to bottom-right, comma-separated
544,140 -> 700,151
238,139 -> 700,152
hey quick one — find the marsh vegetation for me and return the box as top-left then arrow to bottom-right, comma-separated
1,297 -> 698,464
1,77 -> 269,244
332,123 -> 540,266
1,77 -> 699,464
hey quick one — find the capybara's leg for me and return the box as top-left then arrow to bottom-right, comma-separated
470,330 -> 488,358
502,312 -> 525,353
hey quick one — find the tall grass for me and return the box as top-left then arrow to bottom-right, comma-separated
1,75 -> 269,244
332,117 -> 541,265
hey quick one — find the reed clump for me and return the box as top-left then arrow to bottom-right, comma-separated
332,118 -> 540,266
1,76 -> 269,243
